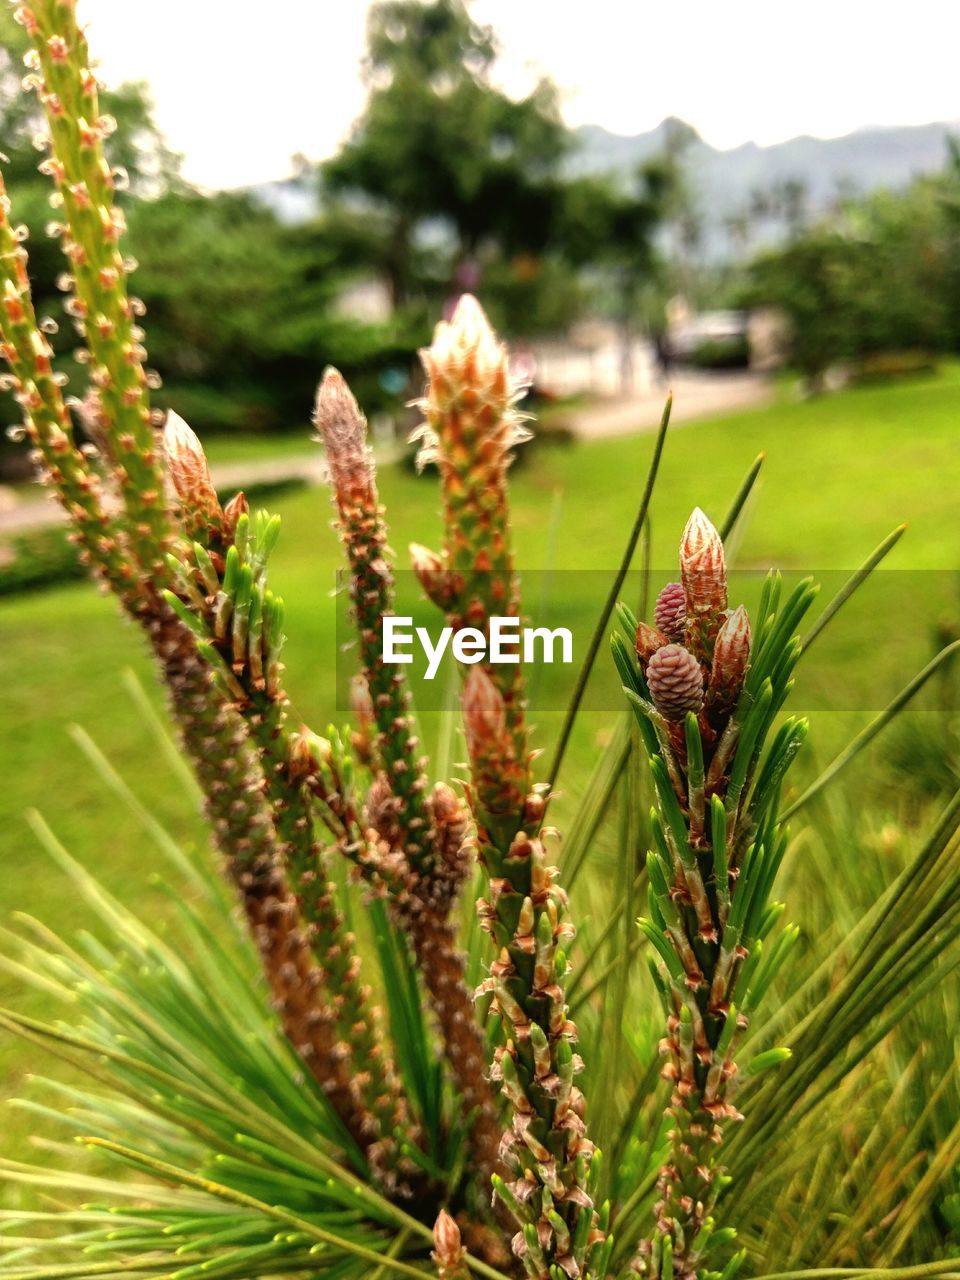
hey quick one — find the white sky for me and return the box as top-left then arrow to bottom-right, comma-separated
77,0 -> 960,190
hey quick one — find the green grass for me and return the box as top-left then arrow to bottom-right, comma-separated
1,365 -> 959,1159
200,432 -> 320,465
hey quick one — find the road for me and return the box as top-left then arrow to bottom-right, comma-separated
571,370 -> 771,438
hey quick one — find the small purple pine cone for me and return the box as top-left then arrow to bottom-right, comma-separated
647,643 -> 704,720
654,581 -> 686,643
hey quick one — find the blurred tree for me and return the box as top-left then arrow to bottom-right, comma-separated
933,136 -> 960,350
129,191 -> 418,432
775,177 -> 810,239
559,159 -> 677,390
747,229 -> 863,388
745,147 -> 960,388
322,0 -> 570,308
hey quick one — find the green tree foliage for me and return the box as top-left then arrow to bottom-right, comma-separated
0,5 -> 416,443
747,148 -> 960,385
128,192 -> 416,432
747,229 -> 864,386
2,0 -> 676,457
561,160 -> 676,331
322,0 -> 574,314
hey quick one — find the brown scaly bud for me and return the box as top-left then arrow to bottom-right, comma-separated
428,781 -> 472,904
708,605 -> 751,716
680,508 -> 727,620
364,771 -> 395,829
223,489 -> 249,541
636,621 -> 671,672
654,581 -> 687,643
647,643 -> 704,721
313,366 -> 375,505
461,666 -> 525,819
410,542 -> 458,610
364,771 -> 405,853
433,1210 -> 468,1280
462,665 -> 506,757
349,674 -> 376,767
163,410 -> 223,542
287,729 -> 315,783
288,725 -> 330,782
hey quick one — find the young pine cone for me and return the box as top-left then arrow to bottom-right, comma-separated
647,643 -> 704,720
654,581 -> 686,643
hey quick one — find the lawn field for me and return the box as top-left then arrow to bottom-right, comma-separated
1,365 -> 959,1161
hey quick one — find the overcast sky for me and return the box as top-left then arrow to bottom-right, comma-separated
77,0 -> 960,190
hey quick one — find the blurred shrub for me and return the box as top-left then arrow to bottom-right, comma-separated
745,146 -> 960,386
0,526 -> 82,596
129,192 -> 422,434
687,334 -> 750,370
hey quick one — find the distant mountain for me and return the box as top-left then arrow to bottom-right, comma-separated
254,116 -> 960,256
572,116 -> 960,256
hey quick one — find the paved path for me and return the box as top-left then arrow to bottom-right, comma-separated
0,372 -> 773,535
0,453 -> 330,537
571,371 -> 772,438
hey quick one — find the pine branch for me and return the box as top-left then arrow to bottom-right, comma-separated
19,0 -> 170,571
0,173 -> 134,600
313,368 -> 503,1187
416,296 -> 606,1280
161,422 -> 411,1182
619,510 -> 815,1280
1,0 -> 398,1183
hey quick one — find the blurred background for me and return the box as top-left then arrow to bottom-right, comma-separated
3,0 -> 960,1171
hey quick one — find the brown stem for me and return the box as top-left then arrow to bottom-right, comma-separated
144,600 -> 399,1172
403,901 -> 502,1182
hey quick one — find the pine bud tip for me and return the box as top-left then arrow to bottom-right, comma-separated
410,541 -> 456,608
636,620 -> 671,668
289,727 -> 330,780
680,507 -> 727,618
223,489 -> 249,537
462,666 -> 506,757
433,1209 -> 465,1274
162,409 -> 221,529
709,605 -> 752,708
313,368 -> 372,499
349,674 -> 374,730
420,293 -> 510,413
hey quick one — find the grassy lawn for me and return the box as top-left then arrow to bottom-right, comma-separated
201,432 -> 321,466
1,365 -> 959,1159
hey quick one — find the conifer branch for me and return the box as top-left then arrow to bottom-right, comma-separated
161,419 -> 411,1183
618,511 -> 815,1279
417,296 -> 605,1280
314,367 -> 503,1188
1,0 -> 403,1184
